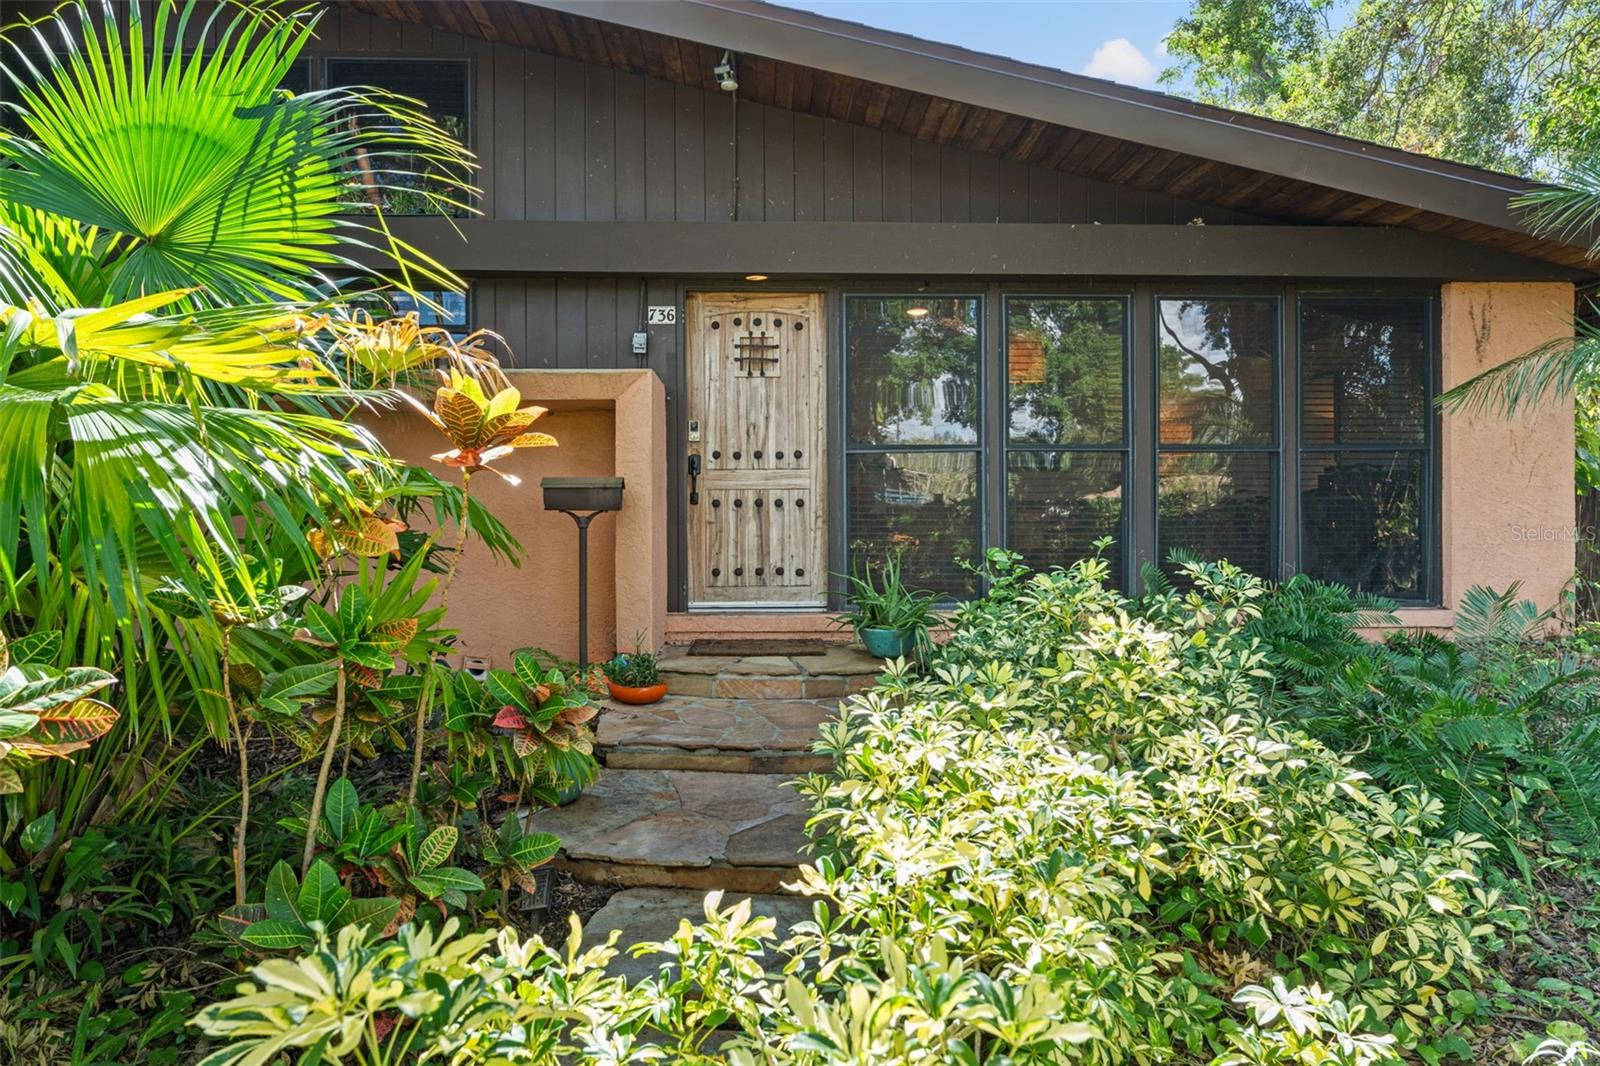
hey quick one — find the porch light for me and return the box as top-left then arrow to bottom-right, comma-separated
714,51 -> 738,92
745,274 -> 769,282
905,306 -> 930,318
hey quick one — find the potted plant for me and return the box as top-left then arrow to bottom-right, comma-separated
834,555 -> 937,658
604,649 -> 667,704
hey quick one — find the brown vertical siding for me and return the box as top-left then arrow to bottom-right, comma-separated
285,5 -> 1269,227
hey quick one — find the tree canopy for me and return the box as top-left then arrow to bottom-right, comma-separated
1161,0 -> 1600,179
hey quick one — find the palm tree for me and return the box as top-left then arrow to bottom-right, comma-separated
0,0 -> 476,890
0,0 -> 469,310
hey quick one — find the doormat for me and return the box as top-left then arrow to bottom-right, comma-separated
687,639 -> 828,657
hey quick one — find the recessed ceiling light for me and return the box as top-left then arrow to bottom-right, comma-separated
745,274 -> 769,282
905,306 -> 930,318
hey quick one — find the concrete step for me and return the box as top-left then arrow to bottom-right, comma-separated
658,645 -> 882,699
582,888 -> 812,984
597,695 -> 835,773
522,769 -> 808,894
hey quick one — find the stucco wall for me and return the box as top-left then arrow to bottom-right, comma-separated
1420,281 -> 1576,627
373,369 -> 667,671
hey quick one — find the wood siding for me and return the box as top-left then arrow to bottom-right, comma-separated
304,7 -> 1265,227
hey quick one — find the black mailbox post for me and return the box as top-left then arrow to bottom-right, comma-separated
542,477 -> 625,674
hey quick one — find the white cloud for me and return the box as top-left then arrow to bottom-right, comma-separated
1082,37 -> 1157,86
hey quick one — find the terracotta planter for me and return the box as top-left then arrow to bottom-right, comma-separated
607,679 -> 668,704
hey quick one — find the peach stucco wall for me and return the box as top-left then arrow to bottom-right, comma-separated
374,369 -> 666,671
1401,281 -> 1576,629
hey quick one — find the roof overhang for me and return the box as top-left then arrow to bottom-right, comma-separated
538,0 -> 1537,237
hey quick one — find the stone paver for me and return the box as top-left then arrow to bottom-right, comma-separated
523,769 -> 808,891
583,888 -> 813,984
598,695 -> 834,753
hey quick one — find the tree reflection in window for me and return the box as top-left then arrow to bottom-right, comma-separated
1007,297 -> 1124,445
846,297 -> 980,446
1158,297 -> 1276,445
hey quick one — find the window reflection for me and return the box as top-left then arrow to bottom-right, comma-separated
846,297 -> 980,446
847,452 -> 979,598
1158,297 -> 1276,445
1007,298 -> 1125,445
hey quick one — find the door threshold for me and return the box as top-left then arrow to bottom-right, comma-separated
684,604 -> 827,613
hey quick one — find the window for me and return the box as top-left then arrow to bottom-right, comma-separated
832,287 -> 1437,607
1298,296 -> 1433,598
324,58 -> 470,215
844,296 -> 982,598
1005,296 -> 1128,582
1156,297 -> 1279,578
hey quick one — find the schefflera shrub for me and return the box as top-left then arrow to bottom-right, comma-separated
792,552 -> 1501,1061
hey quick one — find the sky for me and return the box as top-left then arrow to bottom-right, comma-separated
771,0 -> 1194,92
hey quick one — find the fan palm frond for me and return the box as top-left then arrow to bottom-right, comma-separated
0,0 -> 473,308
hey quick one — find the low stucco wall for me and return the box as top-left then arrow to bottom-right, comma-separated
1408,281 -> 1576,629
374,369 -> 666,670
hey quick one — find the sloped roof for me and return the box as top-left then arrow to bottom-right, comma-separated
346,0 -> 1594,272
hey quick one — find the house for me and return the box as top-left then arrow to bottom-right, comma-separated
228,1 -> 1600,663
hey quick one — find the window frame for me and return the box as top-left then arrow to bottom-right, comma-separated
839,291 -> 987,603
319,55 -> 475,215
1001,293 -> 1134,587
832,282 -> 1442,608
1150,290 -> 1286,583
1293,288 -> 1441,605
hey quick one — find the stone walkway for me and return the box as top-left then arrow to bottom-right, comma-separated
521,643 -> 881,932
598,694 -> 835,773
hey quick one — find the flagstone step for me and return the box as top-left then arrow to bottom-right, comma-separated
522,768 -> 809,894
582,887 -> 813,985
658,644 -> 882,699
598,695 -> 835,773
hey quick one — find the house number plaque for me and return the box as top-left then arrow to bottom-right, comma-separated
646,305 -> 677,325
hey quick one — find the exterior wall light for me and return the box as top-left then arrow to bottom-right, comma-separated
905,306 -> 930,318
714,51 -> 738,92
745,273 -> 769,281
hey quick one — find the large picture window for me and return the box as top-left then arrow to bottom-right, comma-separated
1298,296 -> 1433,598
1005,296 -> 1128,582
835,287 -> 1437,605
844,296 -> 982,598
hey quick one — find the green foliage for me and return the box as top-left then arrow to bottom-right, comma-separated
1161,0 -> 1600,178
1285,582 -> 1600,868
194,555 -> 1516,1064
1216,979 -> 1401,1066
447,649 -> 600,801
0,0 -> 470,309
602,650 -> 662,688
229,860 -> 402,953
0,633 -> 117,795
833,552 -> 939,645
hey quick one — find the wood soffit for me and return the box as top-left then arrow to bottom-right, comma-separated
342,0 -> 1596,273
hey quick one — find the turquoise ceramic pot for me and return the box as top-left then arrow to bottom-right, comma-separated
860,627 -> 915,658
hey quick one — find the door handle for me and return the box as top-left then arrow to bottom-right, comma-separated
688,454 -> 702,505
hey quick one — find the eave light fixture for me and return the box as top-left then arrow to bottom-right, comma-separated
905,305 -> 930,318
714,50 -> 738,92
744,273 -> 769,282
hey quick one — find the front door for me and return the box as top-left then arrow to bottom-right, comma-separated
686,292 -> 826,608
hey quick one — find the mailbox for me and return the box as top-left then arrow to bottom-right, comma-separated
541,476 -> 624,514
542,476 -> 625,674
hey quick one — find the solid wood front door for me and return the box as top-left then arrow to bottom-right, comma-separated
686,292 -> 826,607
